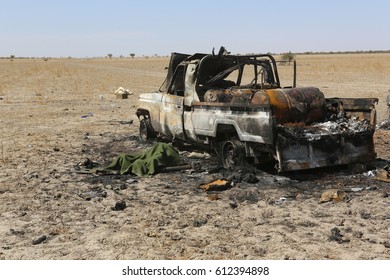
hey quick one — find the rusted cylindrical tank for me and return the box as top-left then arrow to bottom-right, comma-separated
251,87 -> 327,124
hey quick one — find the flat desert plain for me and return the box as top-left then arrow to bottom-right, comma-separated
0,53 -> 390,260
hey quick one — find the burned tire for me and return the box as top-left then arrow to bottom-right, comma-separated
139,118 -> 156,142
220,140 -> 245,169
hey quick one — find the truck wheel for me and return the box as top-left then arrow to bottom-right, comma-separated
220,140 -> 245,169
139,118 -> 156,142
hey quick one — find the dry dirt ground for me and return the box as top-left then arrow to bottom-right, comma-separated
0,54 -> 390,260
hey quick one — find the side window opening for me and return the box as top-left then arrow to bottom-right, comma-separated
169,65 -> 185,96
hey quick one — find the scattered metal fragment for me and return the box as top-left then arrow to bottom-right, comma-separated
198,179 -> 233,192
159,164 -> 192,172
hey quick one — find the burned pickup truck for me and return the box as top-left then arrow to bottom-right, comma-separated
136,48 -> 378,172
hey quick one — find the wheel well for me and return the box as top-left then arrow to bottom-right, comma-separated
215,124 -> 238,142
136,109 -> 150,120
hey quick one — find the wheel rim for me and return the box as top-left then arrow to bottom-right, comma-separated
220,140 -> 245,169
222,141 -> 237,168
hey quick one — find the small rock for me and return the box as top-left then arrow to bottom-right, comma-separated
32,235 -> 47,245
178,222 -> 189,229
319,189 -> 349,203
53,147 -> 60,152
80,187 -> 107,201
29,173 -> 39,179
295,193 -> 309,200
353,231 -> 364,238
126,178 -> 138,184
193,219 -> 207,227
42,177 -> 50,183
207,194 -> 219,201
170,234 -> 182,241
112,200 -> 126,211
157,219 -> 168,227
337,219 -> 345,226
146,231 -> 158,238
382,241 -> 390,248
360,210 -> 371,220
10,229 -> 25,236
229,202 -> 238,209
328,227 -> 350,243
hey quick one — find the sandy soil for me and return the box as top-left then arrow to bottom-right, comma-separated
0,54 -> 390,260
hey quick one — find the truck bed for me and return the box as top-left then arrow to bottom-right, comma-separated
276,118 -> 376,172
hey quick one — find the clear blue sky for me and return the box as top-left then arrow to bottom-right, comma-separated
1,0 -> 389,57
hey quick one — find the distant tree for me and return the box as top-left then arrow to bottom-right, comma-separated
10,54 -> 15,61
129,53 -> 135,59
107,53 -> 113,59
281,51 -> 296,65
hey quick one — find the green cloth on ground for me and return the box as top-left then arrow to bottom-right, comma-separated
103,142 -> 182,176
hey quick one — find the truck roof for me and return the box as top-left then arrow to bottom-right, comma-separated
160,48 -> 280,93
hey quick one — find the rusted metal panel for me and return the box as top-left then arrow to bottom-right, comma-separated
252,87 -> 327,124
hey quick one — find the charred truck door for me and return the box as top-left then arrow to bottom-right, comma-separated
160,63 -> 186,139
